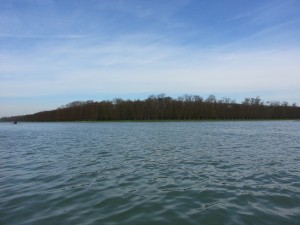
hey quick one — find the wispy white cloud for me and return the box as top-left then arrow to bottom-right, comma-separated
249,0 -> 299,25
220,18 -> 300,50
0,34 -> 84,39
93,0 -> 191,29
230,0 -> 298,23
1,33 -> 299,101
1,0 -> 300,116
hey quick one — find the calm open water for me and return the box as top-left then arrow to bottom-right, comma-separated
0,121 -> 299,225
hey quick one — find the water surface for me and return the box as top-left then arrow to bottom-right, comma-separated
0,121 -> 299,225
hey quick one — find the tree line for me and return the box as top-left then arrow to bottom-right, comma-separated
1,94 -> 300,122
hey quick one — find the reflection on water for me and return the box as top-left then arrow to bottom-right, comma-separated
0,121 -> 299,225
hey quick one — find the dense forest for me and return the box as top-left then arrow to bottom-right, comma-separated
1,94 -> 300,122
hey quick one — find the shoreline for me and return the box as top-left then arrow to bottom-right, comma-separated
1,119 -> 299,123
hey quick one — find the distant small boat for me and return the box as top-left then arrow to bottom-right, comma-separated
13,121 -> 17,124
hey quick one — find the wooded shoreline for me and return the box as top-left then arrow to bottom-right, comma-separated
1,94 -> 300,122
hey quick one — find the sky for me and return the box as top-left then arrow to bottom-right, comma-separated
1,0 -> 300,117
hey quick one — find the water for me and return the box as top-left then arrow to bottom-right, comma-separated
0,121 -> 299,225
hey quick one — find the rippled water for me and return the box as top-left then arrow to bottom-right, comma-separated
0,121 -> 299,225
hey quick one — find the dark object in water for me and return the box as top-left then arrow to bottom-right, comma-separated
13,121 -> 17,124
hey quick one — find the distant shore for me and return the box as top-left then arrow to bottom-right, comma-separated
1,95 -> 300,122
2,119 -> 299,123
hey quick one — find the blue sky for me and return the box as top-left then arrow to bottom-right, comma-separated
1,0 -> 300,117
